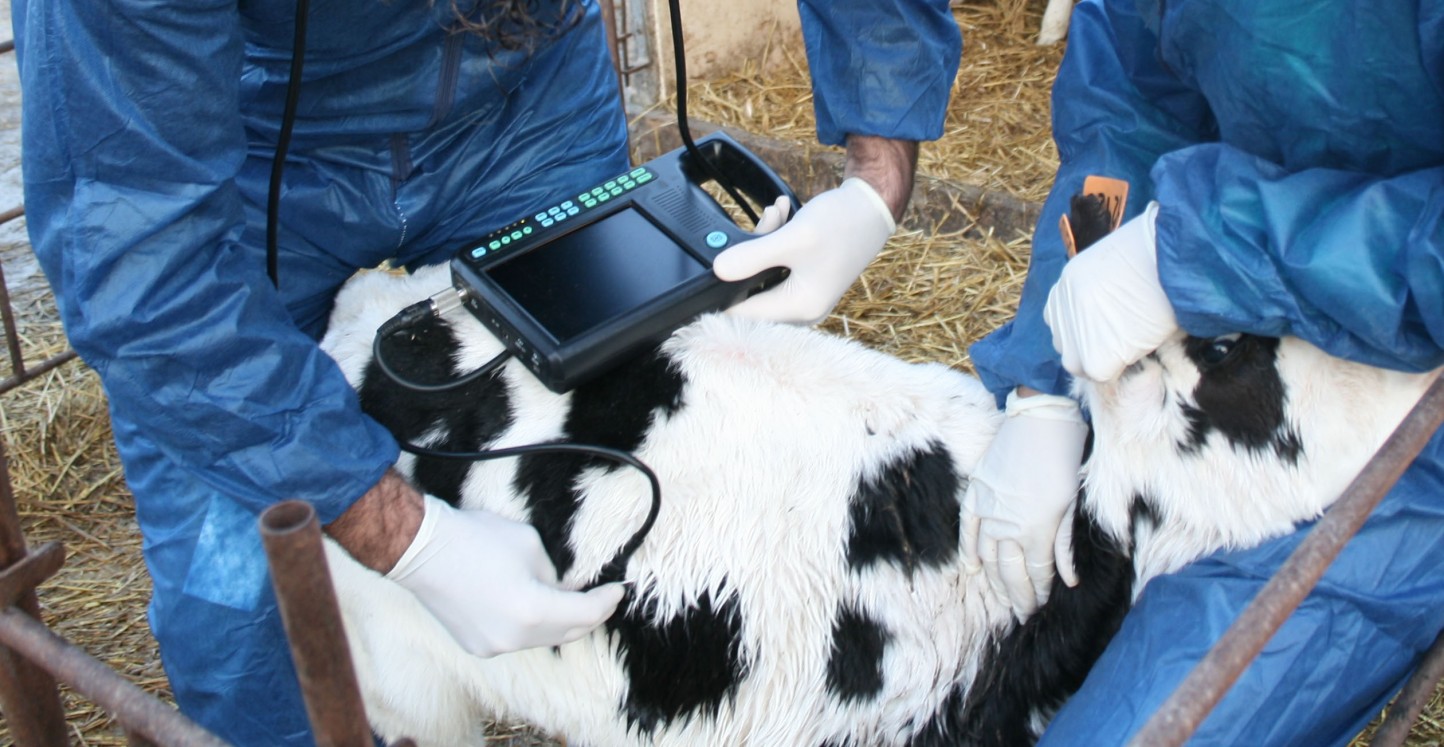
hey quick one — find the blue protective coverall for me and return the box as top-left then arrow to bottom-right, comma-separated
12,0 -> 959,742
971,0 -> 1444,744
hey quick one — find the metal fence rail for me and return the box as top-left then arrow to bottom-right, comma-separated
0,205 -> 75,397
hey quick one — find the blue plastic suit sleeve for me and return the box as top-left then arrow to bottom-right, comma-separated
968,0 -> 1216,402
798,0 -> 962,146
1152,149 -> 1444,372
14,0 -> 398,522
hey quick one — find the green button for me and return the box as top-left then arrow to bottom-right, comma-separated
523,226 -> 533,235
500,236 -> 511,245
583,198 -> 597,208
630,167 -> 647,177
604,180 -> 617,190
636,173 -> 654,184
620,179 -> 636,190
591,187 -> 605,196
510,230 -> 523,240
488,240 -> 501,250
597,191 -> 611,202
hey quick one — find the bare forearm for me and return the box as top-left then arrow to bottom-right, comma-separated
843,134 -> 919,223
323,468 -> 424,573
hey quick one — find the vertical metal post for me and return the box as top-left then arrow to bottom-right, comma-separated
0,438 -> 70,746
259,500 -> 373,747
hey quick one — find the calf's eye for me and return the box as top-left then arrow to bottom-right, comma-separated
1199,334 -> 1243,366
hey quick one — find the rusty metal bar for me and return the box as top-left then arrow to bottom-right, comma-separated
0,438 -> 69,746
0,350 -> 78,395
1372,628 -> 1444,747
0,541 -> 64,608
1,251 -> 28,382
0,203 -> 79,396
0,607 -> 230,747
1129,373 -> 1444,746
259,499 -> 374,747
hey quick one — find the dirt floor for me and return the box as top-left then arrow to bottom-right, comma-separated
1,0 -> 1439,744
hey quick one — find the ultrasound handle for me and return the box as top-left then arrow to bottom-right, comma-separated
684,133 -> 803,230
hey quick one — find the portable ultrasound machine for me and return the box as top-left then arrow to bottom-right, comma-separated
444,19 -> 801,393
449,130 -> 797,393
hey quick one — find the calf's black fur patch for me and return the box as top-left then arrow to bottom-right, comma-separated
1179,335 -> 1303,465
911,499 -> 1132,747
826,604 -> 891,703
844,442 -> 962,574
609,589 -> 746,734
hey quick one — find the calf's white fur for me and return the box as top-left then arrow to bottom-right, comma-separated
317,264 -> 1438,746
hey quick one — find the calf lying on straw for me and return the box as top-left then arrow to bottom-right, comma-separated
317,262 -> 1436,746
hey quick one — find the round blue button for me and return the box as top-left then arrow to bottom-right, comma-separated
706,231 -> 729,249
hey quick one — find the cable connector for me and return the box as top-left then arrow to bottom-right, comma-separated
429,285 -> 467,318
377,285 -> 469,338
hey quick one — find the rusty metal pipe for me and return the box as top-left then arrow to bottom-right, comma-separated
0,439 -> 69,746
1128,374 -> 1444,746
0,350 -> 78,396
0,607 -> 228,747
1,257 -> 27,383
259,499 -> 373,747
1371,627 -> 1444,747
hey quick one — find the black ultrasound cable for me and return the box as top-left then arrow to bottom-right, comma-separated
266,0 -> 309,288
369,291 -> 508,393
398,441 -> 662,590
666,0 -> 761,225
372,296 -> 663,587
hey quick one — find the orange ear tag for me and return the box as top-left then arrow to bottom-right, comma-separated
1061,175 -> 1130,258
1081,174 -> 1129,232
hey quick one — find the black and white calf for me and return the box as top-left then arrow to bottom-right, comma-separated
317,264 -> 1437,746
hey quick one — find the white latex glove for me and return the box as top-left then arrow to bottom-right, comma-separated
387,494 -> 625,658
1044,201 -> 1178,382
713,177 -> 896,325
752,194 -> 792,234
961,390 -> 1088,619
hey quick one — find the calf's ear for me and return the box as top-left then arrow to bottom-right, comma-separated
1061,175 -> 1129,256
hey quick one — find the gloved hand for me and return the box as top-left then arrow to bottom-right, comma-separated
387,494 -> 625,658
961,390 -> 1089,619
712,177 -> 896,325
1044,201 -> 1178,382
